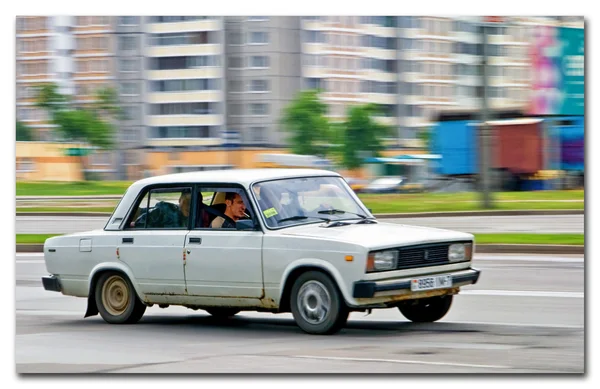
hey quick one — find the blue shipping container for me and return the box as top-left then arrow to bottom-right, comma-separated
431,120 -> 478,175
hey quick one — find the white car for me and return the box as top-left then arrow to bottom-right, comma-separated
42,169 -> 480,335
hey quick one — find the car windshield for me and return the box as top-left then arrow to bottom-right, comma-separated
252,176 -> 371,229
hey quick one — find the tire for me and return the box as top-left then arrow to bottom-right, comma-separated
398,295 -> 453,323
290,271 -> 348,335
95,271 -> 146,324
205,308 -> 240,318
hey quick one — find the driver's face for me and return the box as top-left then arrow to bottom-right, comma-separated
227,194 -> 246,219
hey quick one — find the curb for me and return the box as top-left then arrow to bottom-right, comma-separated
16,209 -> 584,218
17,243 -> 584,255
474,244 -> 584,255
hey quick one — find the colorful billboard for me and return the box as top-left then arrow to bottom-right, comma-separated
529,26 -> 584,116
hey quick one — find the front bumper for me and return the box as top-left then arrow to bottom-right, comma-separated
353,267 -> 480,299
42,275 -> 62,292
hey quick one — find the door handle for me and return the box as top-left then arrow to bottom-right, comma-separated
187,250 -> 191,255
122,237 -> 134,244
188,237 -> 202,244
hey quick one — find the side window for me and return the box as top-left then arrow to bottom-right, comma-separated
127,187 -> 192,229
194,187 -> 256,230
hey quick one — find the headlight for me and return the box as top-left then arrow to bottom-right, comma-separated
448,243 -> 472,262
367,250 -> 398,272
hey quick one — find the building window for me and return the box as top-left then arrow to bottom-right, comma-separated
119,36 -> 137,51
149,126 -> 212,139
249,31 -> 268,44
122,128 -> 139,143
151,102 -> 216,115
228,56 -> 244,69
149,16 -> 208,23
249,103 -> 268,116
151,78 -> 219,92
150,31 -> 215,46
250,126 -> 266,142
249,80 -> 269,92
123,106 -> 140,121
249,55 -> 269,68
228,80 -> 243,93
121,82 -> 139,95
228,32 -> 244,45
149,55 -> 220,70
119,16 -> 139,26
119,58 -> 138,72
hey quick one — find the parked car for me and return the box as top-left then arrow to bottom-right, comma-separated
343,177 -> 369,193
42,169 -> 480,335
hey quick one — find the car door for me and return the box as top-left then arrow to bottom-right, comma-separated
183,187 -> 264,298
118,185 -> 192,296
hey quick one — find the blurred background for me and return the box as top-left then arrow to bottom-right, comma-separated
15,15 -> 584,195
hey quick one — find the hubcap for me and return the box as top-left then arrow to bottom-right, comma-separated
101,275 -> 130,316
297,280 -> 331,325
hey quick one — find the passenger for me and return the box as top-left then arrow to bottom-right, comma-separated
178,191 -> 191,227
211,192 -> 246,229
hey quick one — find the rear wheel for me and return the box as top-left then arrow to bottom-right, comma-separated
290,271 -> 348,335
95,272 -> 146,324
398,295 -> 453,323
205,308 -> 240,318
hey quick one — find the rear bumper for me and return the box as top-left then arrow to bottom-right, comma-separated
353,267 -> 480,298
42,275 -> 62,292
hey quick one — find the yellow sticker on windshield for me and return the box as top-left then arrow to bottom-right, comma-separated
263,207 -> 278,218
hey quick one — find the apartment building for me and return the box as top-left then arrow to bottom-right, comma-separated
225,16 -> 302,147
16,16 -> 56,141
115,16 -> 145,180
143,16 -> 225,149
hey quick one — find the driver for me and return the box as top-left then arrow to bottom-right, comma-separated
211,192 -> 247,229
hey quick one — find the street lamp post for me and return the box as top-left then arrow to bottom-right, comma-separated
479,17 -> 496,209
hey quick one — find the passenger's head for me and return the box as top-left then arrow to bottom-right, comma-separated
179,191 -> 191,217
225,192 -> 246,220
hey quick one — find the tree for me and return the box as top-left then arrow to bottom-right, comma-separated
417,128 -> 432,150
35,83 -> 119,180
281,89 -> 331,156
92,86 -> 123,120
340,104 -> 392,170
16,121 -> 34,141
35,83 -> 117,150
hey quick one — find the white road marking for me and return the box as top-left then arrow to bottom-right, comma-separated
16,260 -> 45,264
288,355 -> 509,369
444,320 -> 583,329
460,290 -> 583,298
16,253 -> 45,257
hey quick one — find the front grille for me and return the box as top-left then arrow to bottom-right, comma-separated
395,242 -> 466,270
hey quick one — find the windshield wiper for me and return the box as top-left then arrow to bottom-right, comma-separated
322,221 -> 352,228
354,218 -> 378,224
278,215 -> 331,223
317,209 -> 369,219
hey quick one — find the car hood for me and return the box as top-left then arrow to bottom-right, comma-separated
279,221 -> 473,250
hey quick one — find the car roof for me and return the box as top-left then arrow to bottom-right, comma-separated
132,168 -> 341,188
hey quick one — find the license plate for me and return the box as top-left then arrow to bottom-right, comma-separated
411,275 -> 453,291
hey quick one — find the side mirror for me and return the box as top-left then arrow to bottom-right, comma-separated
236,219 -> 257,231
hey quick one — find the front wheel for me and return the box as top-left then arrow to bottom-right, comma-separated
95,272 -> 146,324
398,295 -> 453,323
290,271 -> 348,335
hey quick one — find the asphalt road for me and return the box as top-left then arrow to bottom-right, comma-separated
15,214 -> 585,234
16,253 -> 584,373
